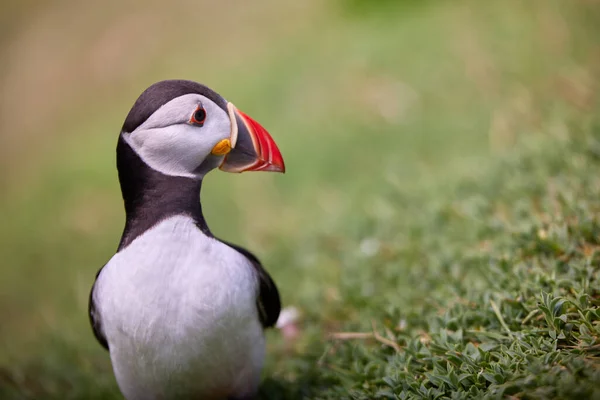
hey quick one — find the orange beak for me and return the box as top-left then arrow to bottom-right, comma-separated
218,103 -> 285,173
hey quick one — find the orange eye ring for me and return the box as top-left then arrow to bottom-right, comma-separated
190,106 -> 206,126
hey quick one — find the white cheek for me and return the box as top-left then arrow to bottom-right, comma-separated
123,93 -> 233,178
125,125 -> 212,178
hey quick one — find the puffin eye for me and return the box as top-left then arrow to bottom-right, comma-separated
190,106 -> 207,126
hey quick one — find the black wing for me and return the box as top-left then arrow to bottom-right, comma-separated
89,266 -> 109,350
220,240 -> 281,328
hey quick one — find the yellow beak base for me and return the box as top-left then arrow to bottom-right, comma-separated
211,139 -> 232,156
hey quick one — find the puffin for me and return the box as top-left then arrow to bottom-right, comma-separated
88,80 -> 284,400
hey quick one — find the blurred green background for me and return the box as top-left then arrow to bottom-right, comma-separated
1,0 -> 599,398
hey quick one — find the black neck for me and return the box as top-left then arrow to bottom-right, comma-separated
116,135 -> 211,251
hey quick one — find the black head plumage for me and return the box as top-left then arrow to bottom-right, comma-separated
121,80 -> 228,133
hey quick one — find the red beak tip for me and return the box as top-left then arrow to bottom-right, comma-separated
269,164 -> 286,173
238,109 -> 286,174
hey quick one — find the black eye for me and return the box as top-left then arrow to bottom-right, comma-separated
190,106 -> 206,126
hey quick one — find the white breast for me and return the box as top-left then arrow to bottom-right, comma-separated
94,215 -> 264,400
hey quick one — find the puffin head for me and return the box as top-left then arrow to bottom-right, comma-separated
119,80 -> 285,179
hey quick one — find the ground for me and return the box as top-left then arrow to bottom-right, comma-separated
0,0 -> 599,399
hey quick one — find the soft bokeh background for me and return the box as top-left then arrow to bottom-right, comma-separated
1,0 -> 599,398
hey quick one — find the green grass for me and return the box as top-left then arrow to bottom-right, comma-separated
264,129 -> 600,399
1,0 -> 599,398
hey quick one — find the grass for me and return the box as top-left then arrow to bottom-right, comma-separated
1,0 -> 599,398
267,129 -> 600,399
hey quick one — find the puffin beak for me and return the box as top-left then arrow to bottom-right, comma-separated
216,103 -> 285,173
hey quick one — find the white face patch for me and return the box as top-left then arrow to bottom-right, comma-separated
122,94 -> 231,178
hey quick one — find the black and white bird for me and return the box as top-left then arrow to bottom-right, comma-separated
89,80 -> 285,400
